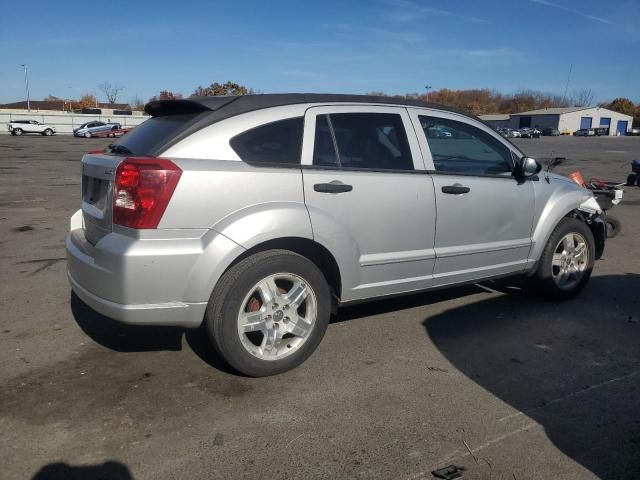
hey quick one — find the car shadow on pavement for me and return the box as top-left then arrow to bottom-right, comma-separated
32,460 -> 133,480
70,292 -> 238,374
423,273 -> 640,479
70,292 -> 183,352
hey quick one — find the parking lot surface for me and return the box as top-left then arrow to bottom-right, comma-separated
1,135 -> 639,480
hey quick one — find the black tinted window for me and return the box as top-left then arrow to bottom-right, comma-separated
230,117 -> 303,164
313,113 -> 413,171
419,116 -> 512,176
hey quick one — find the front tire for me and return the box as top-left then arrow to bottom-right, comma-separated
14,128 -> 23,136
532,217 -> 595,300
43,128 -> 53,136
205,250 -> 332,377
84,131 -> 91,138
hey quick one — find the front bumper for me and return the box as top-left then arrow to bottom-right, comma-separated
589,214 -> 606,260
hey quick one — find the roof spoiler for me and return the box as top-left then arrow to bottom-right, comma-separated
144,97 -> 239,117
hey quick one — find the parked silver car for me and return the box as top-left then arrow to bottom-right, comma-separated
67,94 -> 606,376
73,121 -> 121,138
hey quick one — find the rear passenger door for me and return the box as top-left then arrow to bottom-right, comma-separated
409,109 -> 535,286
301,106 -> 436,302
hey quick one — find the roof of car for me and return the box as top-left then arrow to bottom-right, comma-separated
144,93 -> 475,120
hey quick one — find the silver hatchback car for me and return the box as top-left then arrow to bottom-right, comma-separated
67,94 -> 606,376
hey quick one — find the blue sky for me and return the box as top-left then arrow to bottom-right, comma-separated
1,0 -> 638,104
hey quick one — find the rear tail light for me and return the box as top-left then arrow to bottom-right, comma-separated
113,157 -> 182,229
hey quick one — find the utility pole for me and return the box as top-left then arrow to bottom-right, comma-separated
562,64 -> 572,105
20,64 -> 31,111
425,85 -> 432,102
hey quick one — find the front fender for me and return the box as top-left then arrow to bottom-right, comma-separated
530,184 -> 592,261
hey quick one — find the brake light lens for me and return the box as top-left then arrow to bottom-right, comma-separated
113,157 -> 182,229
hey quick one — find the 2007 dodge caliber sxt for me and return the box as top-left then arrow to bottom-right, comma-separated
66,93 -> 606,376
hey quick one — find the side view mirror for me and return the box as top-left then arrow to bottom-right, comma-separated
515,156 -> 542,180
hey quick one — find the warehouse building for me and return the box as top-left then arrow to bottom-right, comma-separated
479,114 -> 510,129
510,106 -> 632,135
481,106 -> 633,135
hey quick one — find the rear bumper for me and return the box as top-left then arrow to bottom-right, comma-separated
68,271 -> 207,327
66,217 -> 244,327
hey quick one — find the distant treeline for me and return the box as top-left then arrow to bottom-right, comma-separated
367,88 -> 595,116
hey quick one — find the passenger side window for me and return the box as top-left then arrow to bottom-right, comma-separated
230,117 -> 303,164
419,116 -> 512,176
313,113 -> 414,171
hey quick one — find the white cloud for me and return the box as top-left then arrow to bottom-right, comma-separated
529,0 -> 613,25
379,0 -> 492,25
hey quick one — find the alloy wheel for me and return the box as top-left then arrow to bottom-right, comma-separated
551,232 -> 589,290
236,273 -> 317,361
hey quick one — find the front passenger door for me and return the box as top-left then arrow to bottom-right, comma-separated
410,110 -> 535,286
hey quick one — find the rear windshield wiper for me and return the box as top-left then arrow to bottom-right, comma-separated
107,144 -> 133,155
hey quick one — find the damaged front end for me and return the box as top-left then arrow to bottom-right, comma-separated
575,197 -> 606,260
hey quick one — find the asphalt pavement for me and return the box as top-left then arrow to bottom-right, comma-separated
1,134 -> 639,480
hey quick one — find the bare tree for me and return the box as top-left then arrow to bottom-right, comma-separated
130,95 -> 146,111
571,88 -> 595,107
99,82 -> 124,104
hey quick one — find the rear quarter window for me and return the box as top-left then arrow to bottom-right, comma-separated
230,117 -> 303,164
108,114 -> 201,156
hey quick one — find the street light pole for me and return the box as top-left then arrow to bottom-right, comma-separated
425,85 -> 432,103
20,64 -> 31,111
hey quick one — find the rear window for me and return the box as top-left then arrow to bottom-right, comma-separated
230,117 -> 303,164
108,114 -> 200,156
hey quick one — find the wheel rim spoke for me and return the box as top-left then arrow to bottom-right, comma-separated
240,311 -> 266,333
257,278 -> 279,304
286,281 -> 308,309
287,315 -> 312,338
562,234 -> 574,252
552,253 -> 564,267
262,327 -> 283,356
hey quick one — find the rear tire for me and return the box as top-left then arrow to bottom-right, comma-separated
205,250 -> 331,377
531,217 -> 595,300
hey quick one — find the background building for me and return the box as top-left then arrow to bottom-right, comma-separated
479,114 -> 510,129
481,107 -> 633,135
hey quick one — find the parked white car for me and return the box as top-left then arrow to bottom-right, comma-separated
8,120 -> 56,136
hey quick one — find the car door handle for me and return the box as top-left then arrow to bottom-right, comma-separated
441,184 -> 470,194
314,182 -> 353,193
